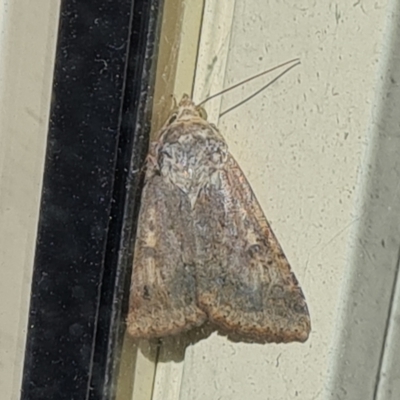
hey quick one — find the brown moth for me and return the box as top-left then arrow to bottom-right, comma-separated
127,95 -> 311,343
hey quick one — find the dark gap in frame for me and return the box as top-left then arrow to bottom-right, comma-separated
20,1 -> 164,399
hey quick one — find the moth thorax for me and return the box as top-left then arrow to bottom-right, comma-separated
158,134 -> 228,195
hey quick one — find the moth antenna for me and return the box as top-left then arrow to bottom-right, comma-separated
197,58 -> 300,107
220,60 -> 300,118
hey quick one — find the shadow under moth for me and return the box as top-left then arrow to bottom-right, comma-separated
127,94 -> 311,344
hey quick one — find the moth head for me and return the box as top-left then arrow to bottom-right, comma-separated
164,94 -> 208,127
179,95 -> 207,119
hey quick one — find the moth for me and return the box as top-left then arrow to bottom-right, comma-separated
127,94 -> 311,344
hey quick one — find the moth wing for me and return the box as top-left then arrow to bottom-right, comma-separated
194,155 -> 310,343
127,166 -> 206,338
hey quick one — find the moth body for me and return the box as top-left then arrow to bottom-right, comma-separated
128,95 -> 311,343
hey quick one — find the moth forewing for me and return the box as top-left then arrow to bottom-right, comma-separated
127,95 -> 310,343
194,155 -> 310,343
127,144 -> 206,338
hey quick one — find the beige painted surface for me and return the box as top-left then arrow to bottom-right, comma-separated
2,0 -> 399,399
180,0 -> 397,399
0,1 -> 60,399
